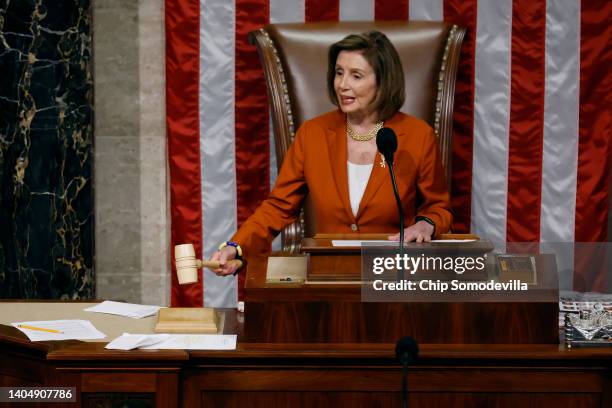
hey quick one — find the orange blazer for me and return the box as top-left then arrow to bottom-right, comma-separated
232,110 -> 452,258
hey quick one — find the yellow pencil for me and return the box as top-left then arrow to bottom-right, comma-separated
17,325 -> 63,334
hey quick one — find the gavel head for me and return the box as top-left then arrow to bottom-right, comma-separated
174,243 -> 199,284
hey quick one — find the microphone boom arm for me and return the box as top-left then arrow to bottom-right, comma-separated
387,162 -> 404,248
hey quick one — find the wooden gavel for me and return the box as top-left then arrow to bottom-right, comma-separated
174,243 -> 243,284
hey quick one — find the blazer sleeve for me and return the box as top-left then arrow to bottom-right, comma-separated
415,127 -> 453,236
230,123 -> 309,258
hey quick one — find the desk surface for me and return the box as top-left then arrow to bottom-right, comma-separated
0,302 -> 611,362
2,302 -> 612,408
0,302 -> 157,341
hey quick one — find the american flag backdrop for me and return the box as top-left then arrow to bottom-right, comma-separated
165,0 -> 611,307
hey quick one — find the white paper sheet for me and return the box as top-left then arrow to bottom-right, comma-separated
431,239 -> 477,243
12,320 -> 106,341
84,300 -> 162,319
331,239 -> 477,247
140,334 -> 237,350
331,240 -> 390,247
105,333 -> 171,350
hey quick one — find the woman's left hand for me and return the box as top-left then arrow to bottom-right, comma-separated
388,220 -> 434,243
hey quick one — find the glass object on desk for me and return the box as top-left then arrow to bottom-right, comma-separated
599,311 -> 612,339
568,310 -> 602,340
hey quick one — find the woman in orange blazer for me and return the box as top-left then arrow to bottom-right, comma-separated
211,31 -> 452,275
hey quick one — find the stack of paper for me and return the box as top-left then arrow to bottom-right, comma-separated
331,239 -> 477,247
106,333 -> 237,350
331,240 -> 389,247
12,320 -> 106,341
106,333 -> 171,350
84,301 -> 162,319
141,334 -> 237,350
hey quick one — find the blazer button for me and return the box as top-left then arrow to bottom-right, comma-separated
350,223 -> 358,231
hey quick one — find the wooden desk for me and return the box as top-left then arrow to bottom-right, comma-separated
1,304 -> 612,407
243,254 -> 559,344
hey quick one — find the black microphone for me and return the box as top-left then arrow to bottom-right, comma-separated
395,337 -> 419,408
395,336 -> 419,365
376,127 -> 405,252
376,127 -> 398,166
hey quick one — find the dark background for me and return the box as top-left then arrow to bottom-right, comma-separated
0,0 -> 93,299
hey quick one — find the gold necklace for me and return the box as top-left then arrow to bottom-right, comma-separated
346,119 -> 384,142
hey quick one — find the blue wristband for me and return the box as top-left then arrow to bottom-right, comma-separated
218,241 -> 242,258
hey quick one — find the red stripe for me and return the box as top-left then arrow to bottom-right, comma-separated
305,0 -> 339,21
505,0 -> 546,243
573,0 -> 611,292
165,0 -> 203,306
375,0 -> 408,20
235,0 -> 270,299
575,0 -> 612,243
444,0 -> 477,233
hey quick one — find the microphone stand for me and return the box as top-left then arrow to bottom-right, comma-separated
386,161 -> 405,279
401,355 -> 409,408
396,337 -> 418,408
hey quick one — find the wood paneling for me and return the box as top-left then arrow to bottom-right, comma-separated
81,373 -> 157,392
200,391 -> 600,408
183,367 -> 603,393
244,301 -> 558,343
244,250 -> 559,343
1,306 -> 611,408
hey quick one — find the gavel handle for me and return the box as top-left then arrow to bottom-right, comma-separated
199,259 -> 244,269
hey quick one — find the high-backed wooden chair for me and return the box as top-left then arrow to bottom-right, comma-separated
249,21 -> 465,253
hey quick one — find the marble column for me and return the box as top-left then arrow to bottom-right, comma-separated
137,0 -> 169,306
94,0 -> 169,305
0,0 -> 94,299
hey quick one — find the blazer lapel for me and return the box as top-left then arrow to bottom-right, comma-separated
326,113 -> 355,222
357,113 -> 404,219
356,154 -> 388,218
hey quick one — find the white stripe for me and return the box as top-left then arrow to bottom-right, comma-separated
409,0 -> 443,21
540,0 -> 580,243
340,0 -> 374,21
270,0 -> 305,23
470,0 -> 512,243
542,242 -> 576,291
200,0 -> 237,307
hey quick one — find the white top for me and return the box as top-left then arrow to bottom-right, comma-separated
347,161 -> 373,217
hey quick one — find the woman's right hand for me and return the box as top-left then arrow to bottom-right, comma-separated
209,245 -> 240,276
